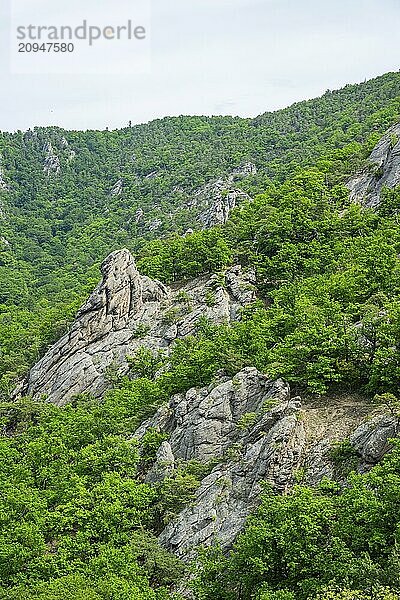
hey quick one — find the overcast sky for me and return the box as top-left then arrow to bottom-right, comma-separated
0,0 -> 399,132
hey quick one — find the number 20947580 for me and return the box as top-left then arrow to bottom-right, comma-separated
18,42 -> 75,53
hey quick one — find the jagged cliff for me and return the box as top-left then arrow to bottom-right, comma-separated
18,250 -> 256,406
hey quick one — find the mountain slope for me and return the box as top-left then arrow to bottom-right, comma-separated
2,73 -> 400,600
1,71 -> 400,391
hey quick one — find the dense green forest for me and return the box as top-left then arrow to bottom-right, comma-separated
1,71 -> 400,599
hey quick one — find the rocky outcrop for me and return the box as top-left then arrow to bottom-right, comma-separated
134,367 -> 303,557
134,209 -> 144,223
190,164 -> 256,228
41,137 -> 75,173
0,173 -> 8,191
110,179 -> 124,196
19,249 -> 256,406
60,137 -> 76,162
145,170 -> 160,180
131,375 -> 399,558
128,164 -> 256,233
148,218 -> 162,231
135,368 -> 292,463
303,412 -> 397,486
232,162 -> 257,178
18,248 -> 399,559
0,156 -> 9,191
347,122 -> 400,207
43,142 -> 61,176
350,414 -> 398,465
197,184 -> 251,227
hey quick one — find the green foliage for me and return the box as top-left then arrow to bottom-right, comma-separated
316,588 -> 400,600
194,442 -> 400,599
329,440 -> 359,463
140,428 -> 169,466
137,163 -> 400,397
374,393 -> 400,419
204,290 -> 217,307
137,230 -> 232,283
176,290 -> 191,304
154,471 -> 200,528
132,323 -> 151,339
329,440 -> 360,477
237,412 -> 258,430
127,348 -> 167,381
0,382 -> 185,599
162,307 -> 181,325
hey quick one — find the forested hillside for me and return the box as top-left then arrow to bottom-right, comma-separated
1,71 -> 400,600
1,71 -> 400,391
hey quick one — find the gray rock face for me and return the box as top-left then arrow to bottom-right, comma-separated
146,441 -> 176,483
110,179 -> 124,196
145,170 -> 160,180
191,164 -> 256,228
60,137 -> 76,162
0,160 -> 8,191
347,122 -> 400,207
19,250 -> 256,406
135,208 -> 144,223
43,142 -> 61,175
148,218 -> 162,231
133,367 -> 304,557
350,414 -> 398,465
232,162 -> 257,178
196,181 -> 252,227
160,405 -> 398,557
133,376 -> 399,558
303,410 -> 398,486
126,164 -> 256,233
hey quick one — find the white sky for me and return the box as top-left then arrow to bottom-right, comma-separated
0,0 -> 399,132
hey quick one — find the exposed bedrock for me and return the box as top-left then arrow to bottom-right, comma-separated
19,249 -> 256,406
